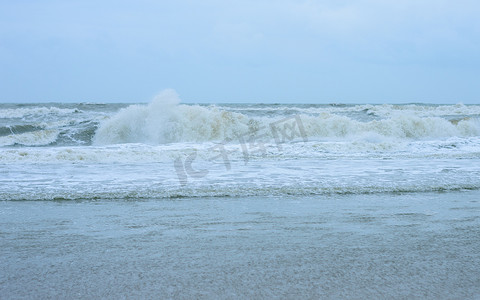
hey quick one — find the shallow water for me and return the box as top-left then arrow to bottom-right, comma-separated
1,191 -> 480,299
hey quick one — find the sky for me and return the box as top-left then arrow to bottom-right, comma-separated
0,0 -> 479,103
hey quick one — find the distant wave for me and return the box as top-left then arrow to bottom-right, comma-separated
0,107 -> 80,119
220,103 -> 480,118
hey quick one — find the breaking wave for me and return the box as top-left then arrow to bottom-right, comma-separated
93,91 -> 480,145
93,90 -> 257,145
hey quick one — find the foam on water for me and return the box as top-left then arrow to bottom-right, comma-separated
1,91 -> 480,200
1,136 -> 480,164
2,157 -> 479,201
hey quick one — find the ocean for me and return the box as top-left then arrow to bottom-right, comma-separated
1,91 -> 480,298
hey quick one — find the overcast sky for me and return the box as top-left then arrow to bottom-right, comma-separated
0,0 -> 479,103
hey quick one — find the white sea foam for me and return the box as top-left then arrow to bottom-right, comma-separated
2,135 -> 479,164
0,144 -> 180,163
2,157 -> 479,201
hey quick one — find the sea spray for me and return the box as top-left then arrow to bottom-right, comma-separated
93,90 -> 254,144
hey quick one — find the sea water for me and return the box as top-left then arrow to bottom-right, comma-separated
1,91 -> 480,298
